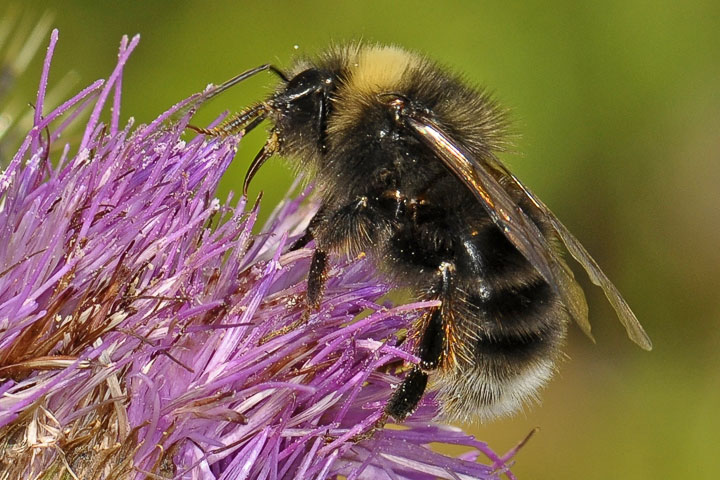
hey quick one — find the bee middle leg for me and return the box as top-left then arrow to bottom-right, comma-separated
289,206 -> 326,251
261,208 -> 327,341
263,197 -> 378,342
261,247 -> 328,343
386,261 -> 455,421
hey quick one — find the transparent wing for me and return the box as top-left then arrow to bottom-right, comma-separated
406,117 -> 557,289
494,163 -> 653,350
406,114 -> 650,349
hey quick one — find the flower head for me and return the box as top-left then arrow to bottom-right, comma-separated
0,31 -> 520,479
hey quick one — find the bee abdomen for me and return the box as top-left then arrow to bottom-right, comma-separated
439,275 -> 568,422
471,278 -> 564,357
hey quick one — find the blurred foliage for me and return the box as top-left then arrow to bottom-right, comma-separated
11,1 -> 720,478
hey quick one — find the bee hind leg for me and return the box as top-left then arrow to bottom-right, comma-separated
385,365 -> 430,421
386,262 -> 454,420
385,310 -> 445,421
349,307 -> 443,439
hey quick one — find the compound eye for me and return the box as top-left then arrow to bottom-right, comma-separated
283,69 -> 330,100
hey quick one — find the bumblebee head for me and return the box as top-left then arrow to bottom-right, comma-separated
269,68 -> 336,155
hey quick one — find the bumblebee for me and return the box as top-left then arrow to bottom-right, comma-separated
191,44 -> 652,423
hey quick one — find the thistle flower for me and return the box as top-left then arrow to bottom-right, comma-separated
0,8 -> 77,163
0,31 -> 521,479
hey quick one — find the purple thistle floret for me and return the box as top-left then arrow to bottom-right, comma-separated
0,31 -> 520,479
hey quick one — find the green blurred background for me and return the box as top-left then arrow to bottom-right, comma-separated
6,1 -> 720,478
